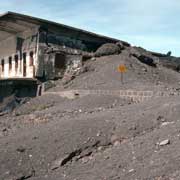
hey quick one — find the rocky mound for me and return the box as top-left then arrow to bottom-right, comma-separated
55,46 -> 180,92
94,43 -> 121,57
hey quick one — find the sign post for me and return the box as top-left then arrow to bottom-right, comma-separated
118,64 -> 127,84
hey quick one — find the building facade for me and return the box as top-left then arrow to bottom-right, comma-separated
0,12 -> 119,80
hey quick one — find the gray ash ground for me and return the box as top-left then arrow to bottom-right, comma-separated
1,46 -> 180,180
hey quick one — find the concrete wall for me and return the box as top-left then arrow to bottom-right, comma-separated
0,25 -> 112,80
0,53 -> 36,78
39,31 -> 87,51
36,45 -> 83,80
44,89 -> 180,102
0,36 -> 17,58
0,28 -> 87,80
39,26 -> 112,52
0,28 -> 39,79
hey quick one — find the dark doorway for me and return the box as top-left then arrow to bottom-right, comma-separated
55,53 -> 66,69
54,53 -> 66,78
23,53 -> 26,77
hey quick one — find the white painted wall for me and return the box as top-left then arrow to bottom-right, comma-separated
0,51 -> 37,79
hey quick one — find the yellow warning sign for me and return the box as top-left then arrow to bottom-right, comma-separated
118,64 -> 127,73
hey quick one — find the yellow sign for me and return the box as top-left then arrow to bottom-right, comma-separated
118,64 -> 127,73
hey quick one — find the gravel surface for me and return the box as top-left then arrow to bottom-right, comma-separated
1,46 -> 180,180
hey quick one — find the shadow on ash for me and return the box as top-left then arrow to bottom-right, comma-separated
0,79 -> 38,115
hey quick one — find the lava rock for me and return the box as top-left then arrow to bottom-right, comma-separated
138,55 -> 156,67
95,43 -> 121,57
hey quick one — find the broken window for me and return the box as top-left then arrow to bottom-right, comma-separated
9,57 -> 12,71
15,55 -> 18,71
29,51 -> 34,66
1,59 -> 4,72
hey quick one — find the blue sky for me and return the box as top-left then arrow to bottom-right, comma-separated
0,0 -> 180,56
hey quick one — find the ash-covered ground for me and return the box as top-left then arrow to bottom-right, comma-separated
1,44 -> 180,180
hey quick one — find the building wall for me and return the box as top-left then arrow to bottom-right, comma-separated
0,28 -> 39,79
0,27 -> 86,80
0,25 -> 114,80
0,36 -> 17,58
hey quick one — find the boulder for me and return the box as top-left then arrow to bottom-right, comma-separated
95,43 -> 121,57
138,55 -> 156,67
115,41 -> 125,50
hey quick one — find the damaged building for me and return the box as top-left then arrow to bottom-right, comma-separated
0,11 -> 120,80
